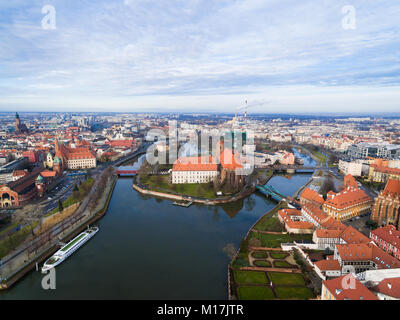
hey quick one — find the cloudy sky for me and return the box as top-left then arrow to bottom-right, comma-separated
0,0 -> 399,113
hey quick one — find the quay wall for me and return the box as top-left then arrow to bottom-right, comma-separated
0,175 -> 118,290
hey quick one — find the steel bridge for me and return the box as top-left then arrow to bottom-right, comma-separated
256,184 -> 286,202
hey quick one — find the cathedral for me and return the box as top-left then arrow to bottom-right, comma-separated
51,137 -> 96,170
15,112 -> 28,134
371,179 -> 400,228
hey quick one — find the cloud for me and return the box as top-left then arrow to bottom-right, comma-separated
0,0 -> 399,112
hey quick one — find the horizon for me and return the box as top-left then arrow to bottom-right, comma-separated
2,110 -> 400,117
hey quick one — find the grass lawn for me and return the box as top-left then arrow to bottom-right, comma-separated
275,286 -> 314,300
252,251 -> 268,259
270,252 -> 289,259
268,272 -> 306,286
250,232 -> 291,248
290,234 -> 313,242
312,150 -> 327,166
46,178 -> 94,217
273,260 -> 293,268
254,260 -> 272,267
141,175 -> 216,199
0,221 -> 38,259
253,202 -> 287,232
234,270 -> 268,285
0,221 -> 20,237
237,286 -> 275,300
231,252 -> 250,269
249,231 -> 312,248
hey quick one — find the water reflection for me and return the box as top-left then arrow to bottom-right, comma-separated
1,154 -> 313,300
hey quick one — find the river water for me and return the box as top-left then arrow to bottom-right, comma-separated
1,152 -> 315,299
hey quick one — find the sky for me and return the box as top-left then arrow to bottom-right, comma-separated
0,0 -> 399,113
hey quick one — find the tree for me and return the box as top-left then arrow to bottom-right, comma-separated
329,153 -> 338,165
222,243 -> 237,260
58,199 -> 63,212
320,176 -> 337,198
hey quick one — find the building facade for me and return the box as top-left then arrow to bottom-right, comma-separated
55,137 -> 97,170
371,179 -> 400,228
172,156 -> 218,184
323,187 -> 373,221
370,225 -> 400,260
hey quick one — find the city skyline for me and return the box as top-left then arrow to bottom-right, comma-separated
1,0 -> 400,112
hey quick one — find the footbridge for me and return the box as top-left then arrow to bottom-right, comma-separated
270,165 -> 317,173
256,184 -> 286,202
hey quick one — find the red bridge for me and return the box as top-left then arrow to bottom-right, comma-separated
116,168 -> 138,176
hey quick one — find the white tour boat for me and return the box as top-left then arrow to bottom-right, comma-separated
42,226 -> 99,272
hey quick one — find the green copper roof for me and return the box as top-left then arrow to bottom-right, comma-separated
36,174 -> 44,181
54,156 -> 61,163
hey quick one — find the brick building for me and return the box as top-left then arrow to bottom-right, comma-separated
370,225 -> 400,260
371,179 -> 400,228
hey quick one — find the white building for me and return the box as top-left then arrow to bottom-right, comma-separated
172,156 -> 219,184
338,160 -> 369,177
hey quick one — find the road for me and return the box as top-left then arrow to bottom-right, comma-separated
41,143 -> 149,215
343,212 -> 373,236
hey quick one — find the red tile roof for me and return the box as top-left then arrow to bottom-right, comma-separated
173,156 -> 218,172
344,174 -> 358,188
373,277 -> 400,299
339,226 -> 371,245
323,274 -> 378,300
383,179 -> 400,197
300,188 -> 324,205
324,187 -> 372,210
316,229 -> 342,238
106,140 -> 133,148
302,204 -> 328,224
12,170 -> 27,177
40,170 -> 57,178
315,259 -> 341,271
219,149 -> 243,170
374,166 -> 400,176
278,208 -> 315,230
371,225 -> 400,250
336,243 -> 400,269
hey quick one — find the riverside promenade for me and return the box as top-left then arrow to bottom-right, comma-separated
132,170 -> 274,206
0,171 -> 117,290
133,183 -> 256,206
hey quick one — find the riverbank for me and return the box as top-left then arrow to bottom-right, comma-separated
0,173 -> 118,290
294,145 -> 325,167
228,199 -> 316,300
133,183 -> 256,205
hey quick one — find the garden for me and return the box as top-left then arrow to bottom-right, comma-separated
229,200 -> 316,300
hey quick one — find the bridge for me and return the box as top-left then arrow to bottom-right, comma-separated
256,184 -> 286,202
115,167 -> 138,177
112,144 -> 148,167
270,165 -> 317,173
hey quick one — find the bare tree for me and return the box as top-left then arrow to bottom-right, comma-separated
222,243 -> 237,260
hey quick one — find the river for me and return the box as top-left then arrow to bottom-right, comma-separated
0,152 -> 315,299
